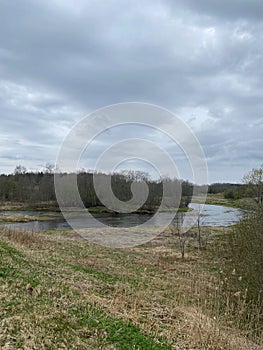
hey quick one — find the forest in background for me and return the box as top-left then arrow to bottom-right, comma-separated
0,166 -> 193,211
0,164 -> 253,211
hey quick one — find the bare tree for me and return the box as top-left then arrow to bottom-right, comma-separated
196,204 -> 203,249
172,214 -> 187,259
14,165 -> 27,175
196,204 -> 210,249
243,164 -> 263,208
44,163 -> 55,174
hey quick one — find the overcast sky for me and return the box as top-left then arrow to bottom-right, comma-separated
0,0 -> 262,183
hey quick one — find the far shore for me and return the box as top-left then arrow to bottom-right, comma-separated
0,201 -> 193,224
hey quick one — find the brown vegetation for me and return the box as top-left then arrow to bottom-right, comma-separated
0,226 -> 262,349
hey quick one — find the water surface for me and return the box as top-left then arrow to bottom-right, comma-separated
1,204 -> 242,231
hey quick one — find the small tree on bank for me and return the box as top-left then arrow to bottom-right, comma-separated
171,214 -> 188,259
243,164 -> 263,208
195,204 -> 211,250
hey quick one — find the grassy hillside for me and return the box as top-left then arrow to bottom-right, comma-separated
0,227 -> 262,349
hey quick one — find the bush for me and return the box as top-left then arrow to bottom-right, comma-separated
223,208 -> 263,336
223,189 -> 239,200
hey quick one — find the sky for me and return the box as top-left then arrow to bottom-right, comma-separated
0,0 -> 262,183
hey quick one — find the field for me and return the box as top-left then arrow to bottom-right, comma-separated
0,226 -> 262,350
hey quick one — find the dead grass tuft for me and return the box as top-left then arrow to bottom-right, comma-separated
1,228 -> 43,246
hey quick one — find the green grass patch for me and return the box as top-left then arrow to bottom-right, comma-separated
71,264 -> 128,284
0,240 -> 23,256
71,305 -> 172,350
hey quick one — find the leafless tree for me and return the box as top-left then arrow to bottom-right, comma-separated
14,165 -> 27,175
243,164 -> 263,208
44,163 -> 55,174
196,204 -> 203,249
172,214 -> 188,259
196,204 -> 210,249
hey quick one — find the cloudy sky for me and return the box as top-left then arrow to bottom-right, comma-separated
0,0 -> 262,183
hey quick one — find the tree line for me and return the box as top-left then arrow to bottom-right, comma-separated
0,166 -> 194,210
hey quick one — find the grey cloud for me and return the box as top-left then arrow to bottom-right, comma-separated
173,0 -> 263,22
0,0 -> 262,181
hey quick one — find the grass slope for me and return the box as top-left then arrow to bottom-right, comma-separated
0,227 -> 262,349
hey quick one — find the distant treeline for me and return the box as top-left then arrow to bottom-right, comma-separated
208,182 -> 250,199
0,168 -> 194,210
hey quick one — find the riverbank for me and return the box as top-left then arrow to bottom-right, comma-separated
0,225 -> 261,349
0,201 -> 60,212
0,212 -> 61,224
193,193 -> 256,210
0,202 -> 191,225
0,201 -> 190,212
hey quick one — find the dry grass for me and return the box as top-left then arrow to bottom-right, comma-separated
1,228 -> 43,246
0,227 -> 262,349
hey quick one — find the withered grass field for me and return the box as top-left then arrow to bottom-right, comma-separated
0,227 -> 262,349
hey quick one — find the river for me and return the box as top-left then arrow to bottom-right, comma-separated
0,204 -> 242,232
